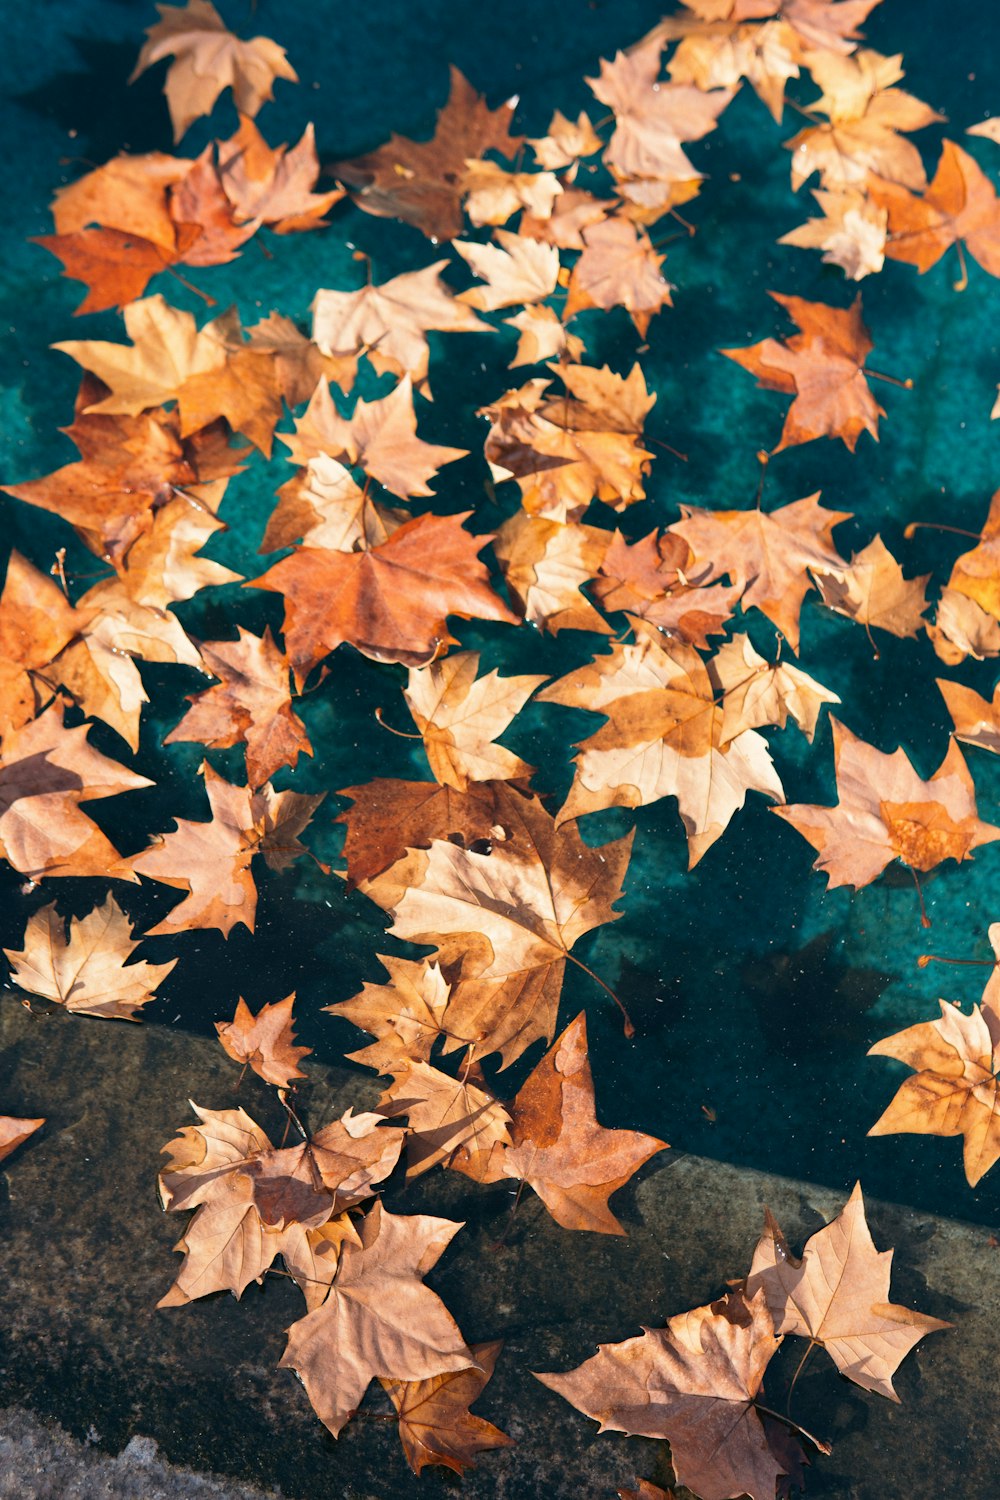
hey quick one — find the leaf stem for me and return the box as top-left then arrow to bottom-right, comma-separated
910,866 -> 931,929
565,951 -> 635,1036
903,521 -> 980,541
165,265 -> 216,306
953,239 -> 969,293
754,1401 -> 832,1456
866,369 -> 913,390
374,706 -> 422,738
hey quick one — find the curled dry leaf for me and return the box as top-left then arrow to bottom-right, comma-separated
593,529 -> 741,649
4,896 -> 177,1021
492,511 -> 612,635
529,110 -> 603,169
746,1182 -> 950,1398
670,493 -> 850,651
0,702 -> 152,881
813,535 -> 929,640
215,993 -> 311,1087
128,762 -> 322,936
402,650 -> 546,791
164,626 -> 312,788
333,67 -> 522,241
938,677 -> 1000,757
505,304 -> 586,367
722,291 -> 888,452
928,589 -> 1000,667
779,187 -> 888,279
537,1288 -> 797,1500
711,634 -> 840,744
869,992 -> 1000,1186
311,261 -> 488,393
326,955 -> 451,1073
488,1012 -> 667,1233
378,1058 -> 513,1179
774,718 -> 1000,890
261,455 -> 406,554
216,116 -> 344,233
381,1339 -> 512,1477
252,510 -> 517,681
279,1201 -> 476,1438
130,0 -> 298,142
158,1102 -> 403,1305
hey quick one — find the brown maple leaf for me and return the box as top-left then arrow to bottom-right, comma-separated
336,777 -> 532,888
869,997 -> 1000,1186
593,529 -> 741,649
774,718 -> 1000,890
538,619 -> 785,866
721,292 -> 890,452
0,551 -> 83,734
785,48 -> 940,193
278,1201 -> 476,1438
564,217 -> 674,336
312,262 -> 488,393
130,0 -> 298,142
325,955 -> 451,1072
167,147 -> 259,266
278,377 -> 467,499
32,223 -> 202,316
380,1339 -> 512,1476
868,140 -> 1000,282
128,762 -> 322,936
260,455 -> 407,554
164,626 -> 312,787
359,791 -> 631,1067
158,1101 -> 403,1304
333,67 -> 522,241
215,993 -> 311,1086
402,650 -> 546,791
217,115 -> 344,232
491,1012 -> 667,1233
492,512 -> 613,635
814,535 -> 929,643
4,896 -> 177,1021
377,1058 -> 513,1179
537,1287 -> 798,1500
0,1116 -> 45,1166
252,510 -> 517,682
0,702 -> 152,881
746,1182 -> 949,1397
668,493 -> 850,652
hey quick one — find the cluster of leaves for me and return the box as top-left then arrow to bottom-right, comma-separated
3,0 -> 999,1494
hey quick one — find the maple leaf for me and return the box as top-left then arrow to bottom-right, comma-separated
380,1339 -> 512,1476
746,1182 -> 949,1398
377,1058 -> 513,1179
4,896 -> 177,1021
537,1288 -> 797,1500
333,67 -> 522,241
130,0 -> 298,143
32,223 -> 202,316
128,762 -> 322,936
587,36 -> 734,184
336,777 -> 533,888
215,993 -> 311,1086
773,718 -> 1000,890
402,650 -> 546,791
481,364 -> 655,524
461,161 -> 563,228
869,998 -> 1000,1186
359,790 -> 631,1067
261,455 -> 407,554
520,187 -> 613,250
278,1201 -> 476,1438
493,1012 -> 667,1233
325,955 -> 451,1072
814,535 -> 929,643
0,702 -> 151,881
938,677 -> 1000,759
492,512 -> 613,635
312,261 -> 488,392
711,633 -> 840,743
538,619 -> 785,865
164,626 -> 312,787
158,1102 -> 403,1304
505,305 -> 586,367
593,529 -> 741,649
721,292 -> 889,452
0,1116 -> 44,1165
936,488 -> 1000,624
657,11 -> 800,124
453,231 -> 560,311
252,510 -> 517,681
671,492 -> 851,651
868,140 -> 1000,281
217,116 -> 344,232
785,49 -> 940,193
529,110 -> 604,170
928,589 -> 1000,668
0,552 -> 82,735
167,148 -> 259,266
50,150 -> 189,248
564,217 -> 674,336
779,187 -> 888,279
278,377 -> 467,499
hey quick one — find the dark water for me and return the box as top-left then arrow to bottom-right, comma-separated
1,0 -> 1000,1489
